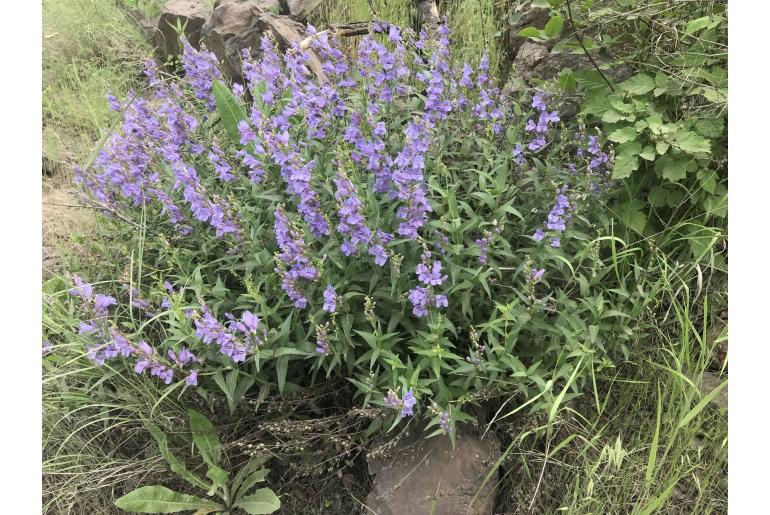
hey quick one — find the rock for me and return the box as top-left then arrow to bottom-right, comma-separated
153,0 -> 211,61
414,0 -> 441,35
499,1 -> 552,66
203,1 -> 324,82
366,426 -> 498,515
700,371 -> 728,410
514,41 -> 549,70
286,0 -> 324,19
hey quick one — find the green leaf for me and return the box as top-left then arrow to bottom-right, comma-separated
620,74 -> 655,96
617,200 -> 647,234
232,457 -> 270,499
234,488 -> 281,514
655,154 -> 694,182
612,141 -> 642,179
212,80 -> 248,145
607,126 -> 637,144
234,469 -> 270,500
678,380 -> 727,429
685,15 -> 723,35
146,423 -> 210,491
673,131 -> 711,155
115,486 -> 224,513
188,409 -> 221,469
694,117 -> 724,138
517,27 -> 544,39
655,141 -> 670,155
639,145 -> 656,161
557,68 -> 576,92
544,15 -> 564,38
698,170 -> 717,194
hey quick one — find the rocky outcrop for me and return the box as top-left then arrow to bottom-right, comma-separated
153,0 -> 210,60
366,426 -> 499,515
202,0 -> 324,82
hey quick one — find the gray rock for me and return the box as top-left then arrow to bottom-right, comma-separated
153,0 -> 211,61
514,41 -> 549,70
286,0 -> 324,19
500,2 -> 552,66
366,426 -> 498,515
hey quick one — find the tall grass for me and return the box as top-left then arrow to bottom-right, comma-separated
481,224 -> 727,513
43,0 -> 151,168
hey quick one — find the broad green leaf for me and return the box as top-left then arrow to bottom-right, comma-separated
695,117 -> 725,138
188,409 -> 221,468
698,170 -> 717,194
617,200 -> 647,234
234,488 -> 281,514
620,74 -> 655,96
639,145 -> 656,161
612,141 -> 642,179
602,109 -> 635,123
685,15 -> 723,35
544,15 -> 564,38
212,80 -> 248,145
655,141 -> 670,155
655,154 -> 694,182
233,457 -> 270,498
673,131 -> 711,155
115,486 -> 224,513
702,86 -> 727,104
574,70 -> 613,93
607,126 -> 637,144
557,68 -> 576,92
517,27 -> 544,39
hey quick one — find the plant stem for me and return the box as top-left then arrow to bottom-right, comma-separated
565,0 -> 616,92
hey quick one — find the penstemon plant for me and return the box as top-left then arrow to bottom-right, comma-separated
56,19 -> 635,437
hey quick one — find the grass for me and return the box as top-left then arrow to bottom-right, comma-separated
43,0 -> 152,170
484,231 -> 728,513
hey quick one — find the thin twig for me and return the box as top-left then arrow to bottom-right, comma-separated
565,0 -> 615,92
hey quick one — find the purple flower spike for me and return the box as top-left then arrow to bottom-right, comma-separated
401,389 -> 417,417
322,285 -> 338,313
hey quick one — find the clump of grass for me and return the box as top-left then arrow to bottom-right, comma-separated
43,0 -> 152,169
481,228 -> 727,513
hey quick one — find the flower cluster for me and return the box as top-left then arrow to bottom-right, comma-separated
524,92 -> 560,152
194,306 -> 262,362
533,186 -> 573,248
408,252 -> 449,317
475,226 -> 502,264
273,204 -> 319,308
385,388 -> 417,417
314,322 -> 331,356
68,276 -> 199,386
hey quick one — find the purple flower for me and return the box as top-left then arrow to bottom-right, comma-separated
401,389 -> 417,417
273,204 -> 319,308
185,370 -> 198,386
385,390 -> 401,409
242,311 -> 260,333
322,285 -> 337,313
533,228 -> 545,241
439,411 -> 451,433
530,268 -> 545,282
315,323 -> 331,355
42,340 -> 53,356
550,237 -> 561,248
68,275 -> 93,300
93,294 -> 117,315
